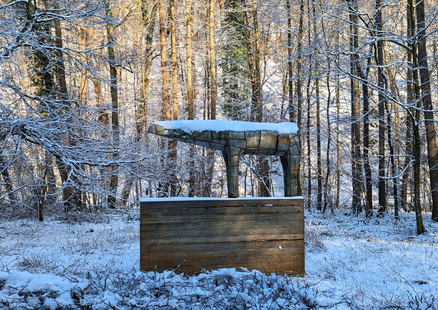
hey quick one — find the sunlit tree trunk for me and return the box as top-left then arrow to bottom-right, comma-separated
242,0 -> 270,197
375,0 -> 386,214
349,0 -> 362,214
323,56 -> 332,213
296,0 -> 304,131
170,0 -> 178,121
186,0 -> 194,120
0,152 -> 17,205
157,0 -> 177,197
408,0 -> 425,234
335,31 -> 341,210
312,0 -> 322,210
105,0 -> 119,208
415,0 -> 438,222
122,0 -> 157,206
357,51 -> 373,217
205,0 -> 217,196
185,0 -> 197,197
208,0 -> 217,119
402,1 -> 414,213
39,0 -> 82,211
286,0 -> 294,121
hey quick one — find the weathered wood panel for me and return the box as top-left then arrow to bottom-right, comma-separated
140,197 -> 304,275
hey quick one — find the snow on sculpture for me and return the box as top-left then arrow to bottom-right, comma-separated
148,120 -> 300,197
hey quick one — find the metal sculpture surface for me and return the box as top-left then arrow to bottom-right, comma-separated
148,120 -> 300,197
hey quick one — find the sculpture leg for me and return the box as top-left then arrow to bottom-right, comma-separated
280,152 -> 300,197
222,146 -> 243,198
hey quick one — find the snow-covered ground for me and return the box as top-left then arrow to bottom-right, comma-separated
0,209 -> 437,309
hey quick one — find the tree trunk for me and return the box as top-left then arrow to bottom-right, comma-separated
349,0 -> 362,214
122,0 -> 158,206
386,102 -> 399,218
296,0 -> 304,131
286,0 -> 294,121
306,77 -> 312,205
185,0 -> 197,197
375,0 -> 386,214
242,0 -> 270,197
205,0 -> 217,197
415,0 -> 438,222
105,0 -> 119,208
208,0 -> 217,120
186,0 -> 194,120
335,31 -> 341,210
357,55 -> 373,217
408,0 -> 425,234
402,1 -> 414,213
157,0 -> 177,197
312,0 -> 322,210
0,152 -> 17,205
42,0 -> 82,211
170,0 -> 178,121
323,57 -> 332,213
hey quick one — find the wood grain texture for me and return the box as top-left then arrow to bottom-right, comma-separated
140,197 -> 304,275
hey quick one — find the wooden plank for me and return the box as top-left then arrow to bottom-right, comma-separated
141,197 -> 304,210
141,241 -> 305,268
141,240 -> 305,275
140,212 -> 303,225
142,241 -> 305,257
141,234 -> 304,245
141,205 -> 302,217
141,225 -> 303,244
141,220 -> 303,233
141,239 -> 303,252
145,254 -> 304,274
141,225 -> 303,237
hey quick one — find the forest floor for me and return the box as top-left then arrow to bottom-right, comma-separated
0,207 -> 437,309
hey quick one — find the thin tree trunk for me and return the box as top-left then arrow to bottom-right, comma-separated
186,0 -> 194,120
335,31 -> 341,210
48,0 -> 82,211
205,0 -> 217,197
242,0 -> 269,196
185,0 -> 196,197
158,0 -> 177,197
286,0 -> 294,121
105,0 -> 119,208
170,0 -> 178,121
415,0 -> 438,222
408,0 -> 425,234
312,0 -> 322,210
208,0 -> 217,119
376,0 -> 386,214
122,0 -> 158,205
297,0 -> 304,131
323,60 -> 332,213
386,102 -> 399,218
413,117 -> 425,234
295,0 -> 304,197
349,0 -> 362,214
0,152 -> 17,205
358,52 -> 373,217
159,0 -> 171,119
77,26 -> 89,106
306,77 -> 312,205
402,1 -> 414,213
138,0 -> 157,135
